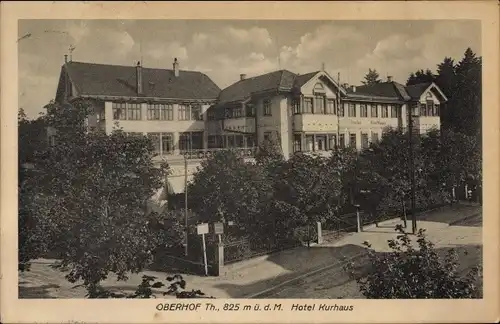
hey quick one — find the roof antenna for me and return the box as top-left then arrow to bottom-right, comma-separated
321,62 -> 325,72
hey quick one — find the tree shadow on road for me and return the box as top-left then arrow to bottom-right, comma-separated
18,283 -> 60,299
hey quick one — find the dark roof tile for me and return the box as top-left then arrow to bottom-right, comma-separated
406,82 -> 432,99
65,61 -> 220,100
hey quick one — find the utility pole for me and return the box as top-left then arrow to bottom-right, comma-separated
408,105 -> 417,234
184,155 -> 189,256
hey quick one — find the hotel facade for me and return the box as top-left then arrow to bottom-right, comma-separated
54,57 -> 447,194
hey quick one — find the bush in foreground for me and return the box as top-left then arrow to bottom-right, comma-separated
346,225 -> 482,298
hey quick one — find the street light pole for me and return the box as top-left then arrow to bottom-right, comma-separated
408,105 -> 417,234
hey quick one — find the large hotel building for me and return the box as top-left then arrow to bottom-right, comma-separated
54,57 -> 447,196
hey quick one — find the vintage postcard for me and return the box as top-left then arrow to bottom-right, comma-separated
1,1 -> 499,323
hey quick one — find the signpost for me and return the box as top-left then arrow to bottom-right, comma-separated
196,223 -> 209,276
214,222 -> 224,244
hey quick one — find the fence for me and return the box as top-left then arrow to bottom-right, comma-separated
223,236 -> 302,265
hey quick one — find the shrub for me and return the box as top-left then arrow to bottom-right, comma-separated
346,225 -> 482,298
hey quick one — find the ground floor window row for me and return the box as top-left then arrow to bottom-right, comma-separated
123,132 -> 257,155
292,131 -> 381,152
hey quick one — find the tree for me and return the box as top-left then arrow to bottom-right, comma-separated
347,225 -> 481,298
272,152 -> 343,244
22,100 -> 170,296
406,69 -> 436,86
188,149 -> 271,231
451,48 -> 482,136
361,69 -> 382,85
18,109 -> 50,269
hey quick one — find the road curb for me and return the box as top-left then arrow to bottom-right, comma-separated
245,252 -> 366,298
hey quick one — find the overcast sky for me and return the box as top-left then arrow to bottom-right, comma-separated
18,19 -> 480,118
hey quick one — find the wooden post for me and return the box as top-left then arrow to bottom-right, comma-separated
356,206 -> 362,233
201,233 -> 208,276
317,221 -> 323,244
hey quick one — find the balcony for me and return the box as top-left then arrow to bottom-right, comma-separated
153,147 -> 258,165
293,114 -> 338,132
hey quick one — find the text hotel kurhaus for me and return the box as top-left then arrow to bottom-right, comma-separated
53,57 -> 447,193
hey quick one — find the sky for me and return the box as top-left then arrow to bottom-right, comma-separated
18,19 -> 480,118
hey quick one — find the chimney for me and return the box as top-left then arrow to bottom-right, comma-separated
173,58 -> 179,77
351,85 -> 356,93
136,61 -> 143,95
64,54 -> 68,64
387,75 -> 393,82
240,74 -> 247,81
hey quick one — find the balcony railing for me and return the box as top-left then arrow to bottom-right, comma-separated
179,147 -> 258,160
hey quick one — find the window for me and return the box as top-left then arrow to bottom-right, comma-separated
147,132 -> 173,155
371,131 -> 379,143
148,133 -> 161,155
303,98 -> 313,114
233,106 -> 243,118
293,134 -> 302,152
179,131 -> 204,152
338,103 -> 345,117
246,104 -> 255,117
338,134 -> 345,148
225,108 -> 232,119
326,99 -> 336,115
315,95 -> 325,114
127,103 -> 141,120
178,104 -> 191,120
328,134 -> 337,150
381,104 -> 389,118
245,134 -> 256,148
315,135 -> 327,151
435,104 -> 440,117
292,98 -> 301,115
179,133 -> 190,152
410,103 -> 419,116
191,105 -> 203,120
305,135 -> 314,151
360,104 -> 367,117
112,102 -> 127,120
235,135 -> 244,147
361,133 -> 369,149
191,132 -> 203,150
227,135 -> 235,148
370,104 -> 378,118
147,103 -> 173,120
391,105 -> 399,118
426,100 -> 434,117
419,103 -> 427,116
263,99 -> 272,116
349,133 -> 357,148
161,133 -> 174,154
348,103 -> 356,117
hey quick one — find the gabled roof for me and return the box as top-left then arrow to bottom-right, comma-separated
217,70 -> 297,105
293,71 -> 320,88
217,70 -> 347,106
406,82 -> 432,100
60,61 -> 221,100
347,81 -> 407,99
406,82 -> 447,102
